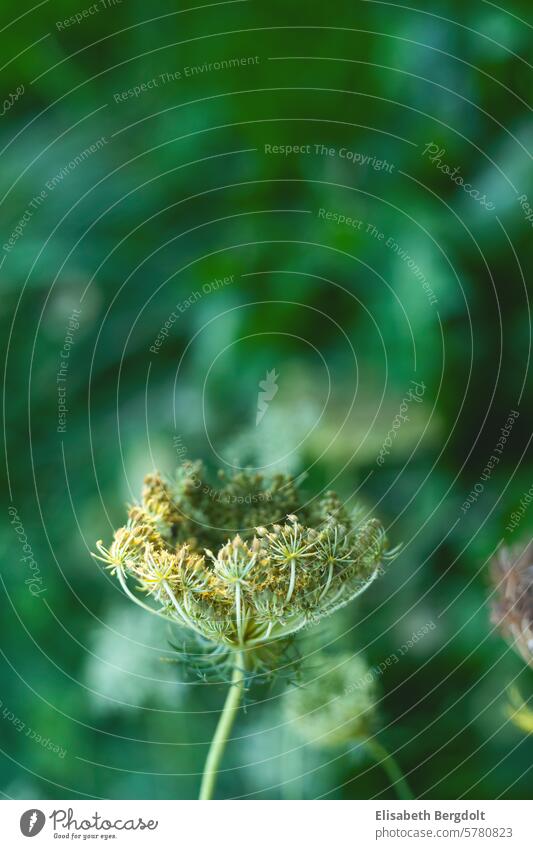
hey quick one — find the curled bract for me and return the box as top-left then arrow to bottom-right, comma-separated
490,540 -> 533,668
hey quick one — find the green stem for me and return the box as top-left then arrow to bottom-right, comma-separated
365,738 -> 414,800
199,652 -> 245,800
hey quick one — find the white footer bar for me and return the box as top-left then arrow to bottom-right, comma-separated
1,800 -> 529,848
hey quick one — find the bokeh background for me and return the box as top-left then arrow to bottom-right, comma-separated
1,0 -> 532,800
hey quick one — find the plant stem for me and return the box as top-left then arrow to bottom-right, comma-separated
199,652 -> 245,800
365,737 -> 414,800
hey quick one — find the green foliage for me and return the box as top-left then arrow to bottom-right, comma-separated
1,0 -> 531,800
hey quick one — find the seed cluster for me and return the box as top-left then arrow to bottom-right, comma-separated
490,540 -> 533,668
94,462 -> 393,674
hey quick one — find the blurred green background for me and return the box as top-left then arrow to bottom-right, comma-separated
1,0 -> 532,799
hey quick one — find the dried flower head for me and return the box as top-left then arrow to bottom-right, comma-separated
94,463 -> 395,679
490,540 -> 533,668
284,652 -> 377,748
